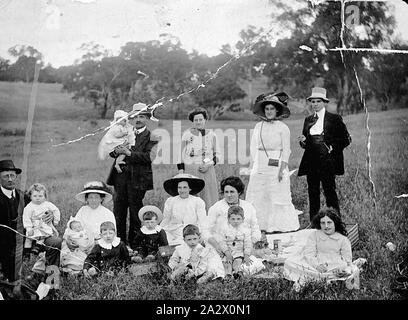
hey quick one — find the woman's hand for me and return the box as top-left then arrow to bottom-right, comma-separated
278,161 -> 288,182
316,263 -> 328,273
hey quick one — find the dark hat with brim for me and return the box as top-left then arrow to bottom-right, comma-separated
253,92 -> 291,120
75,181 -> 112,205
163,173 -> 205,197
0,159 -> 22,174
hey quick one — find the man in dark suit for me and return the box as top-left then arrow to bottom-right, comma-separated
107,103 -> 159,245
298,87 -> 351,222
0,160 -> 25,289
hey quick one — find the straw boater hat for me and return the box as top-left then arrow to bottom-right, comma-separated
0,159 -> 22,174
75,181 -> 112,205
307,87 -> 329,102
163,173 -> 205,197
128,103 -> 153,119
252,92 -> 291,120
138,205 -> 163,224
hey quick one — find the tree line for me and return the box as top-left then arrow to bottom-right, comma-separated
0,1 -> 407,118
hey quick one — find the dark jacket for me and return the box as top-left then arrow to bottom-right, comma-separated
0,188 -> 26,282
298,111 -> 351,176
83,240 -> 130,271
106,128 -> 159,190
131,227 -> 168,257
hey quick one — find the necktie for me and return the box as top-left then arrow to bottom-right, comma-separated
11,191 -> 15,200
314,113 -> 318,120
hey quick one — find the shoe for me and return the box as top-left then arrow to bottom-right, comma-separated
145,255 -> 156,262
131,256 -> 143,264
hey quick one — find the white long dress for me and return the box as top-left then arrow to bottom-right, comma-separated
161,195 -> 207,246
245,120 -> 300,233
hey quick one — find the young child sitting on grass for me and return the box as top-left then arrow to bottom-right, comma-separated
130,205 -> 168,263
215,206 -> 253,279
23,183 -> 60,255
83,221 -> 130,277
168,224 -> 225,284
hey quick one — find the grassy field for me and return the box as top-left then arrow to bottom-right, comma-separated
0,81 -> 407,300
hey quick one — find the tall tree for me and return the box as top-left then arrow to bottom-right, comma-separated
8,45 -> 44,82
264,0 -> 396,114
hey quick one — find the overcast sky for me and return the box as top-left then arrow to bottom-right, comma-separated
1,0 -> 408,68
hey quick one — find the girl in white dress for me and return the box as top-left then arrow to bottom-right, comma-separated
284,208 -> 358,290
245,92 -> 301,233
177,108 -> 220,210
161,173 -> 207,246
23,183 -> 60,252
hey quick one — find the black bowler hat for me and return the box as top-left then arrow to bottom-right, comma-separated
0,159 -> 22,174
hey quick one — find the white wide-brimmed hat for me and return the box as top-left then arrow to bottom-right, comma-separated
138,205 -> 163,223
75,181 -> 112,205
307,87 -> 329,102
252,92 -> 291,120
163,173 -> 205,197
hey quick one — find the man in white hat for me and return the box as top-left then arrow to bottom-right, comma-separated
106,103 -> 159,246
297,87 -> 351,222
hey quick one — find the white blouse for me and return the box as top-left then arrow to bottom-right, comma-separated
250,121 -> 291,169
74,205 -> 116,240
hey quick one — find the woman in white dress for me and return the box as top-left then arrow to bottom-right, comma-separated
245,92 -> 300,233
161,173 -> 207,246
177,108 -> 220,210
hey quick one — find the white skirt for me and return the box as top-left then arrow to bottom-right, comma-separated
245,151 -> 300,233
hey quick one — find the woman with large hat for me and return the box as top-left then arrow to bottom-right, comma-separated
176,108 -> 220,210
69,181 -> 116,243
245,92 -> 301,233
161,173 -> 207,246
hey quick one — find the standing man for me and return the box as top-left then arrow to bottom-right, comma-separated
298,87 -> 351,222
107,103 -> 159,245
0,160 -> 25,287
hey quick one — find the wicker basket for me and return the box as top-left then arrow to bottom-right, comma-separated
346,223 -> 359,249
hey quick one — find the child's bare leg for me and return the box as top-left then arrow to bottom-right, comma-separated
223,260 -> 233,275
114,155 -> 126,173
232,258 -> 243,274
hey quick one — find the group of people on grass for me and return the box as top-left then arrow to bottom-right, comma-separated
1,87 -> 357,299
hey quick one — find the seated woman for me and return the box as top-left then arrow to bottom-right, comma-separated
283,207 -> 359,291
65,181 -> 116,252
161,173 -> 207,246
202,176 -> 262,256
